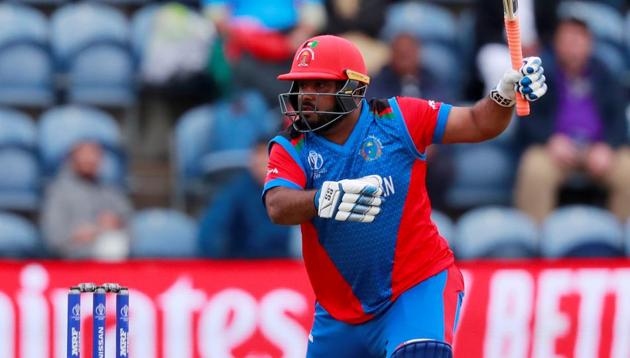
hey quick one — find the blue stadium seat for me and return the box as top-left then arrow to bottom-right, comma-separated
130,208 -> 198,258
38,105 -> 125,183
541,205 -> 625,258
0,148 -> 40,212
0,3 -> 47,49
0,3 -> 54,107
420,43 -> 461,95
174,104 -> 214,181
0,211 -> 40,257
51,2 -> 134,106
68,44 -> 135,107
381,2 -> 457,46
454,206 -> 538,259
130,4 -> 159,62
0,107 -> 37,150
174,91 -> 276,206
51,2 -> 129,68
431,210 -> 455,244
446,144 -> 515,209
626,218 -> 630,257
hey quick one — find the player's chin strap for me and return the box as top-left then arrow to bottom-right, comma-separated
391,339 -> 453,358
278,78 -> 367,133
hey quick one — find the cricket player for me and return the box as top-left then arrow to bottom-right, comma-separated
263,35 -> 547,357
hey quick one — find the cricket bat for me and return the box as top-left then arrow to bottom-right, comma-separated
503,0 -> 530,116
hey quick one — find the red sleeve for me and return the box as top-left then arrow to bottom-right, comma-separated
396,96 -> 452,153
264,142 -> 307,194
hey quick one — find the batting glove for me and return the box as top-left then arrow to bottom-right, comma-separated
490,56 -> 548,107
314,175 -> 383,223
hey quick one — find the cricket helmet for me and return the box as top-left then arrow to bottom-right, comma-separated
277,35 -> 370,133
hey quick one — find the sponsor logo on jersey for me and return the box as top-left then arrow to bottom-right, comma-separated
360,136 -> 383,161
428,100 -> 437,110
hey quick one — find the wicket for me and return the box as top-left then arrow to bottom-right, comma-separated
67,283 -> 129,358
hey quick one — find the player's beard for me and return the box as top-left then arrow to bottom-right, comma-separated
296,111 -> 345,133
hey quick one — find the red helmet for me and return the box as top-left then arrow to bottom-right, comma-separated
277,35 -> 370,133
278,35 -> 370,84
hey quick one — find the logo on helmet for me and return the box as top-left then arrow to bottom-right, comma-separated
297,41 -> 318,67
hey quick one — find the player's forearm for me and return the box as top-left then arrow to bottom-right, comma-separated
469,96 -> 514,141
265,187 -> 317,225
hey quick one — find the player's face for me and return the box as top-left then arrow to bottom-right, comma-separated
296,79 -> 338,127
554,22 -> 592,74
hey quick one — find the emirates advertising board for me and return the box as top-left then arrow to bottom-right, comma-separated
0,259 -> 629,358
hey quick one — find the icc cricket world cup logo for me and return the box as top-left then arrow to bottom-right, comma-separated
120,305 -> 129,321
71,304 -> 81,321
95,303 -> 106,320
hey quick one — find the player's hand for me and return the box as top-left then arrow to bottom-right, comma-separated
315,175 -> 383,223
491,56 -> 548,107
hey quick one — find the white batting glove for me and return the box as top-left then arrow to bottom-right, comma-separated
315,175 -> 383,223
490,56 -> 548,107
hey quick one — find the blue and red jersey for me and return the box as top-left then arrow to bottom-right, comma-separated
263,97 -> 455,324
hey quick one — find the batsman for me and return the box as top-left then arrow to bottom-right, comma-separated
263,34 -> 547,357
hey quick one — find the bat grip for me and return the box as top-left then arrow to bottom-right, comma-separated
504,17 -> 530,116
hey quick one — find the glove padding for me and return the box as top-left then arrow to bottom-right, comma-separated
315,175 -> 383,223
491,56 -> 548,107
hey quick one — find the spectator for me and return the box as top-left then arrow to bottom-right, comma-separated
324,0 -> 390,74
368,33 -> 456,103
514,17 -> 630,223
203,0 -> 326,104
368,32 -> 455,211
41,141 -> 133,259
199,138 -> 293,258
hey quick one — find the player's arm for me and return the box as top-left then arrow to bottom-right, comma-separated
265,176 -> 385,225
265,187 -> 317,225
442,56 -> 547,144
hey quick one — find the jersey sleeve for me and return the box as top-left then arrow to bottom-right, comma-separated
396,96 -> 452,153
262,136 -> 307,203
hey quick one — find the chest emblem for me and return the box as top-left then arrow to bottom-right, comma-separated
360,135 -> 383,162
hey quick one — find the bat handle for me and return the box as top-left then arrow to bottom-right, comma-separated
504,17 -> 530,116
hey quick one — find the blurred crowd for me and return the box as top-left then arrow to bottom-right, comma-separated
0,0 -> 630,261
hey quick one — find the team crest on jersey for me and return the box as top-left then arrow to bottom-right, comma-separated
360,136 -> 383,161
308,150 -> 326,179
297,41 -> 317,67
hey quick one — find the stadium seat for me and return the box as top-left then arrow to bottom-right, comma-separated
626,218 -> 630,257
38,105 -> 125,183
431,210 -> 455,244
0,107 -> 37,150
541,205 -> 625,258
130,208 -> 198,258
454,206 -> 538,259
420,43 -> 462,96
0,211 -> 40,258
174,91 -> 276,207
130,4 -> 160,62
0,3 -> 47,52
174,104 -> 214,183
0,148 -> 40,212
68,44 -> 135,107
381,2 -> 457,46
446,144 -> 515,209
51,2 -> 134,106
0,3 -> 54,107
51,2 -> 129,68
